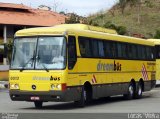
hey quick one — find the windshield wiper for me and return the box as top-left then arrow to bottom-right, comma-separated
37,55 -> 49,72
41,63 -> 49,72
20,50 -> 36,72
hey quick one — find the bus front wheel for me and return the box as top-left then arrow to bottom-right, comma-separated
34,101 -> 43,108
75,86 -> 87,107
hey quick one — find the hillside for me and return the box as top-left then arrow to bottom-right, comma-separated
88,0 -> 160,38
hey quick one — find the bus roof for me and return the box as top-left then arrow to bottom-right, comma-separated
54,24 -> 118,34
15,24 -> 117,36
15,24 -> 154,46
148,39 -> 160,45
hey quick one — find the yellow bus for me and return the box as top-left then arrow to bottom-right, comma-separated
148,39 -> 160,85
9,24 -> 156,108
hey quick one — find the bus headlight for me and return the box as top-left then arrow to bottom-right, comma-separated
50,83 -> 66,91
51,84 -> 61,90
51,84 -> 55,89
56,84 -> 61,89
10,84 -> 19,89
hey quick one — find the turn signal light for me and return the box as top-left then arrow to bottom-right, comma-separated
61,83 -> 67,91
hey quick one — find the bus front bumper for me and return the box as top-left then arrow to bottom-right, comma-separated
9,88 -> 81,102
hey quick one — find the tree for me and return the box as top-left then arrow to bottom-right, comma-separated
5,40 -> 13,64
116,26 -> 127,35
119,0 -> 141,23
92,22 -> 99,26
154,29 -> 160,39
98,9 -> 105,24
103,21 -> 117,29
109,4 -> 118,17
52,0 -> 60,12
103,21 -> 127,35
59,11 -> 65,15
144,0 -> 153,8
119,0 -> 127,14
65,13 -> 80,24
81,18 -> 88,24
88,19 -> 93,25
127,0 -> 141,24
127,0 -> 138,7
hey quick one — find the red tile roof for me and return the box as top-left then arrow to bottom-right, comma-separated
0,2 -> 30,10
0,2 -> 66,26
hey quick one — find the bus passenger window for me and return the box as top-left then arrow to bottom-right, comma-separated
91,40 -> 98,57
137,45 -> 142,59
98,41 -> 105,57
79,37 -> 91,57
117,43 -> 122,58
79,44 -> 85,56
111,42 -> 117,58
156,46 -> 160,59
104,41 -> 111,58
132,45 -> 137,59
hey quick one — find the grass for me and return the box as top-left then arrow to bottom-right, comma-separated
88,0 -> 160,38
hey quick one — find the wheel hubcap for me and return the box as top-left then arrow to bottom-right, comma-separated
83,90 -> 87,101
138,86 -> 142,95
129,85 -> 133,96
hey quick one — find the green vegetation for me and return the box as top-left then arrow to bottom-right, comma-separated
88,0 -> 160,38
154,29 -> 160,39
6,39 -> 13,63
65,13 -> 80,24
103,21 -> 127,35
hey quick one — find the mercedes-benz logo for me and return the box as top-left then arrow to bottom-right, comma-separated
32,85 -> 36,90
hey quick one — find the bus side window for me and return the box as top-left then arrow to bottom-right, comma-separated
156,46 -> 160,59
111,42 -> 117,58
68,36 -> 77,70
98,41 -> 105,57
132,45 -> 137,60
152,47 -> 156,59
79,37 -> 92,57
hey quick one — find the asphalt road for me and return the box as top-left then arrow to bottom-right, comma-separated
0,88 -> 160,119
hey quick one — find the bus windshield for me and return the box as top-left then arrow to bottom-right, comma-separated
11,36 -> 66,70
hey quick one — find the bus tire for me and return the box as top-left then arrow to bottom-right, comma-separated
75,86 -> 87,107
135,82 -> 142,99
34,101 -> 43,108
124,83 -> 135,100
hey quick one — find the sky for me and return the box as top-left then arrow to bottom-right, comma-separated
0,0 -> 118,16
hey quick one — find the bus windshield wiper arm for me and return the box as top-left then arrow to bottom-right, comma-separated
37,55 -> 49,72
20,51 -> 36,72
41,63 -> 49,72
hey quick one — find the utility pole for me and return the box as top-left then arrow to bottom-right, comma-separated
53,0 -> 59,12
3,25 -> 7,65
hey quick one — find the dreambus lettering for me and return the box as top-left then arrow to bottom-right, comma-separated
97,60 -> 122,71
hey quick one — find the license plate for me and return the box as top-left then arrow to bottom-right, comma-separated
30,96 -> 40,101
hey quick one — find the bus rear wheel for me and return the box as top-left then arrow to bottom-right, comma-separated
34,101 -> 43,108
134,82 -> 142,99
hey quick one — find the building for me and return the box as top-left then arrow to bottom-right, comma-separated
0,2 -> 66,79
